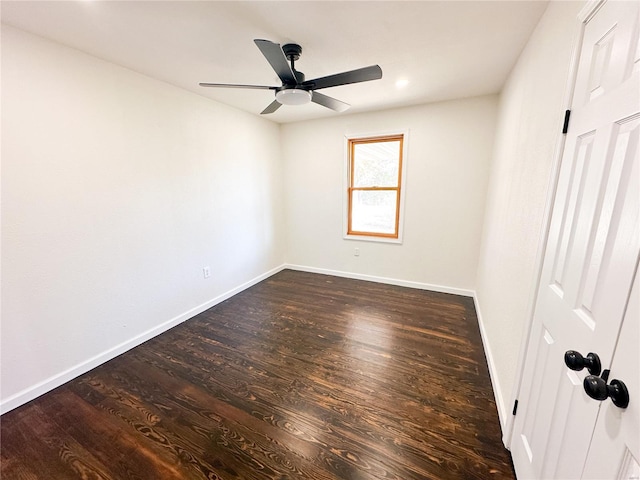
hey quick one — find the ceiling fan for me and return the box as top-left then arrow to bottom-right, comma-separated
199,39 -> 383,115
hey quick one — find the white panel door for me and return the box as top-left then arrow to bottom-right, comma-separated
582,270 -> 639,480
511,1 -> 640,478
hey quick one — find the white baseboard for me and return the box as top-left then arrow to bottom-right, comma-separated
284,264 -> 475,297
473,293 -> 509,444
0,264 -> 287,414
2,264 -> 494,422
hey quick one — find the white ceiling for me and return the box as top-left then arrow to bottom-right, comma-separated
1,1 -> 548,124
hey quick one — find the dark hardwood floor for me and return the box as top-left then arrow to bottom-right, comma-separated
1,269 -> 514,479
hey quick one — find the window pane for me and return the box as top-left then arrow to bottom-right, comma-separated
353,141 -> 400,187
351,190 -> 397,234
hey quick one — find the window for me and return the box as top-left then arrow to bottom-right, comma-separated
347,134 -> 405,240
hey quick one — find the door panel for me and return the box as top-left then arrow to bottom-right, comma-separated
511,1 -> 640,478
539,368 -> 591,479
582,269 -> 639,480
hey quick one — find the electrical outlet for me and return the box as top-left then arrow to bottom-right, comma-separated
355,248 -> 360,257
203,266 -> 211,279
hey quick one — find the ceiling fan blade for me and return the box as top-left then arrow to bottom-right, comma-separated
254,39 -> 296,85
199,82 -> 276,90
261,99 -> 282,115
302,65 -> 382,90
311,92 -> 350,112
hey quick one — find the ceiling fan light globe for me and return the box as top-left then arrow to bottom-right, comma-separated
276,89 -> 312,106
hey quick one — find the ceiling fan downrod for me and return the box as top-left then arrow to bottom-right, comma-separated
282,43 -> 304,84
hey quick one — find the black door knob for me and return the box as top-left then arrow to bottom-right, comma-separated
583,375 -> 629,408
564,350 -> 602,376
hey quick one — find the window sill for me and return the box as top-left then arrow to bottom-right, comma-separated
344,234 -> 403,245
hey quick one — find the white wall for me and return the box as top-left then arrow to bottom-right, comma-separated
475,0 -> 585,426
1,26 -> 286,412
282,96 -> 498,293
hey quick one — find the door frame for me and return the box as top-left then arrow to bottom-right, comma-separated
503,0 -> 607,448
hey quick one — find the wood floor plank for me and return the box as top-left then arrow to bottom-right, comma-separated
1,270 -> 514,479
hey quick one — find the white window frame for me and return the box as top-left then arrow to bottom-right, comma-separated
343,129 -> 409,244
